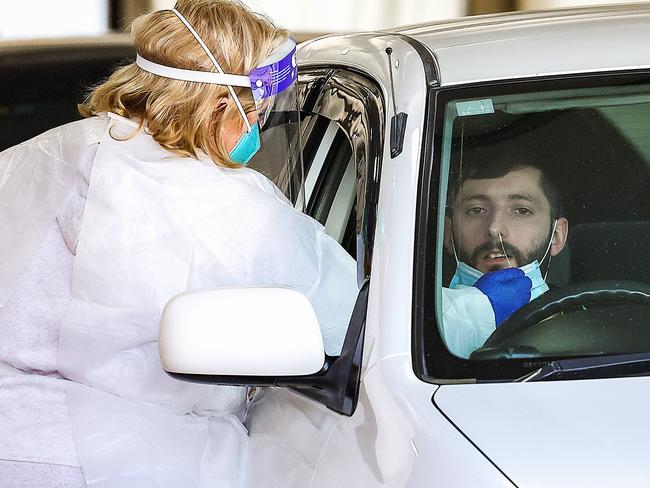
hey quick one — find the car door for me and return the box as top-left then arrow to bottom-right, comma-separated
243,67 -> 384,488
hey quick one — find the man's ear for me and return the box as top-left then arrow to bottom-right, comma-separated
550,217 -> 569,257
444,216 -> 454,255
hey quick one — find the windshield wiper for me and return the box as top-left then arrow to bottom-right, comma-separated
517,352 -> 650,382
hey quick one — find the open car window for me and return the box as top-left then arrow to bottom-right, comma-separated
301,113 -> 356,253
296,69 -> 384,280
422,74 -> 650,381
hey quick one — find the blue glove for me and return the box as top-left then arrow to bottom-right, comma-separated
473,268 -> 532,327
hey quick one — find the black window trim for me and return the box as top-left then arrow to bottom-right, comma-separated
299,66 -> 386,285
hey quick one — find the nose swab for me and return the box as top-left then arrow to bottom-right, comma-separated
498,232 -> 513,268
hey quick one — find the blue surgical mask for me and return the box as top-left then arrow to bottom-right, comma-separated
517,219 -> 557,300
229,122 -> 261,165
518,260 -> 549,300
449,261 -> 483,289
449,260 -> 549,301
449,220 -> 557,300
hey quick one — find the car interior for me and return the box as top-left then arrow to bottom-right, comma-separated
299,113 -> 357,257
444,100 -> 650,289
440,85 -> 650,358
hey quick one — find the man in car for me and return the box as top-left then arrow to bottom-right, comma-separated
440,144 -> 569,358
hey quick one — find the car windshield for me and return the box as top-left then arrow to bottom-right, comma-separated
428,76 -> 650,379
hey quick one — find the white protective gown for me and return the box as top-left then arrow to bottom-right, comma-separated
441,286 -> 496,358
0,113 -> 358,488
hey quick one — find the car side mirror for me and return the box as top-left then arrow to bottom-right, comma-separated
159,281 -> 370,417
159,287 -> 325,377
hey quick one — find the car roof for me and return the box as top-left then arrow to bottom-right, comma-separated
396,3 -> 650,86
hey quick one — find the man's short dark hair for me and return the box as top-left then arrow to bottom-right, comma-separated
447,140 -> 565,219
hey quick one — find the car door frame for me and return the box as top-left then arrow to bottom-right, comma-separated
280,67 -> 385,415
170,67 -> 385,416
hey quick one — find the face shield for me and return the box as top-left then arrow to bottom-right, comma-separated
247,39 -> 304,208
135,8 -> 304,206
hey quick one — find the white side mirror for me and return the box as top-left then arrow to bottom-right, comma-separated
159,287 -> 325,377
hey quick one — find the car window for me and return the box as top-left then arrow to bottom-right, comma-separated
301,112 -> 356,254
294,69 -> 384,277
420,74 -> 650,381
266,69 -> 383,410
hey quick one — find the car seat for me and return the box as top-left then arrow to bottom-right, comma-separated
567,221 -> 650,284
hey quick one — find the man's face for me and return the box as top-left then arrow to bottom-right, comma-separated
446,166 -> 564,273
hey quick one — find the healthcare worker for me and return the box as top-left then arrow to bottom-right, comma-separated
0,1 -> 357,487
440,146 -> 568,358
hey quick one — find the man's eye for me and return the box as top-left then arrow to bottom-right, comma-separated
466,207 -> 486,215
514,207 -> 532,215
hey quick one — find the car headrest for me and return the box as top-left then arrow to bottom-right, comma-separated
569,222 -> 650,283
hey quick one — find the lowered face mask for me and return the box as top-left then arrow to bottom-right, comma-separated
449,259 -> 548,301
518,260 -> 549,300
449,261 -> 483,288
449,220 -> 557,301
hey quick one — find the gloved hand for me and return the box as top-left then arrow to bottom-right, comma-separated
473,268 -> 532,327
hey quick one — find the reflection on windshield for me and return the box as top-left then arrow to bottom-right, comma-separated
436,83 -> 650,363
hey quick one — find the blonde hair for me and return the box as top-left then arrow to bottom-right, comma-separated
79,0 -> 289,168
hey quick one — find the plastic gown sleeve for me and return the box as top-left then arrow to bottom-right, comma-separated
440,286 -> 496,358
191,171 -> 357,356
0,118 -> 107,306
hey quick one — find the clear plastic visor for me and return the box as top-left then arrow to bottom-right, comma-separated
245,37 -> 303,208
248,77 -> 304,210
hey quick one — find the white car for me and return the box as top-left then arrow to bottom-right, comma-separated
160,4 -> 650,487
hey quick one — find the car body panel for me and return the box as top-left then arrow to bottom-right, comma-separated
300,34 -> 428,368
311,354 -> 515,488
247,356 -> 515,488
303,5 -> 650,88
401,4 -> 650,86
434,376 -> 650,486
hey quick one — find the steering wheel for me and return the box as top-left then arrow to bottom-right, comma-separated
480,280 -> 650,351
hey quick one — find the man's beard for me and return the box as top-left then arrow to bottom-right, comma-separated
459,235 -> 548,272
